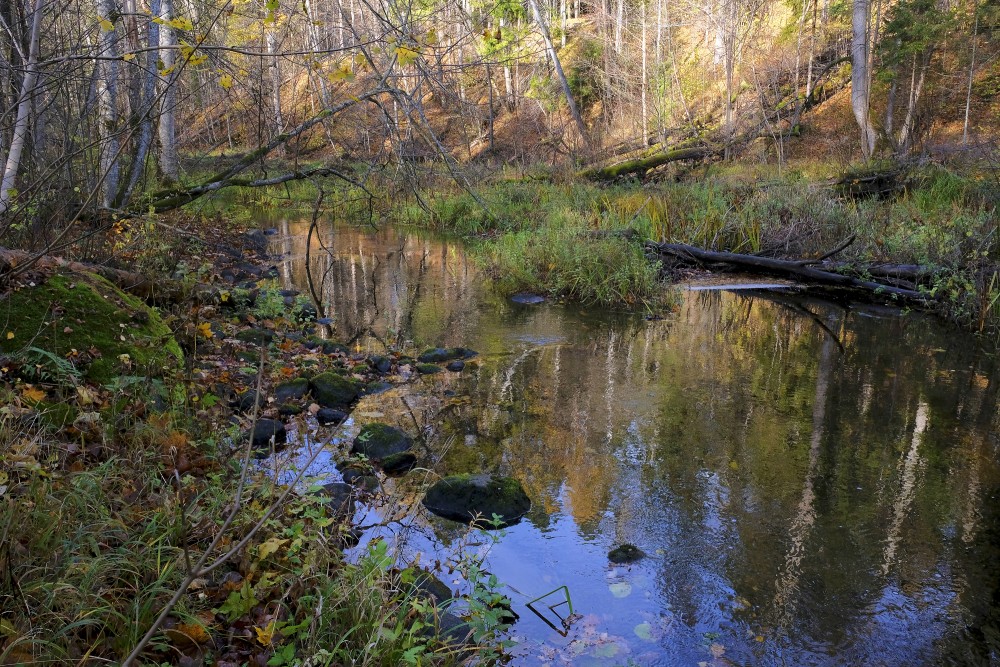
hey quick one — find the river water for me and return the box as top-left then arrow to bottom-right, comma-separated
269,219 -> 1000,666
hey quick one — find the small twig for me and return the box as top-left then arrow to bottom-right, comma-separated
801,234 -> 856,265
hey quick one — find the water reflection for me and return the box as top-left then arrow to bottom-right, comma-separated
275,220 -> 1000,666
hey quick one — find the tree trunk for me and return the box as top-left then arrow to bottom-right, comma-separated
579,142 -> 712,180
157,0 -> 178,182
527,0 -> 590,148
97,0 -> 122,207
962,7 -> 979,146
897,52 -> 929,155
641,0 -> 648,141
963,11 -> 978,144
120,0 -> 160,206
851,0 -> 876,158
265,23 -> 284,152
0,0 -> 44,215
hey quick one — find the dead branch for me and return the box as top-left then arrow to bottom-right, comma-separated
647,241 -> 931,303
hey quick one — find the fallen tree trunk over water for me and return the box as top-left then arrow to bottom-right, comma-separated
645,241 -> 930,304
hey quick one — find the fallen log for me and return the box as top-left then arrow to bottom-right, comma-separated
0,246 -> 181,302
646,241 -> 930,303
578,143 -> 714,181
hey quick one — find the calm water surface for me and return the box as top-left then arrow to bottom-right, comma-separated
269,219 -> 1000,666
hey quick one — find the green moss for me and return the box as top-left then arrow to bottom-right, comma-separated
0,271 -> 182,385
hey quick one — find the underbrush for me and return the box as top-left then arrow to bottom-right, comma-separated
0,371 -> 510,666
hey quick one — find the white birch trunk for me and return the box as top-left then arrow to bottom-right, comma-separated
851,0 -> 876,158
0,0 -> 45,214
157,0 -> 178,182
527,0 -> 590,147
97,0 -> 122,207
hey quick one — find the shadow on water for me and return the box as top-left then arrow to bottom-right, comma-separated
271,217 -> 1000,666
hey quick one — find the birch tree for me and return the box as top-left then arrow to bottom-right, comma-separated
851,0 -> 877,158
0,0 -> 45,215
157,0 -> 179,182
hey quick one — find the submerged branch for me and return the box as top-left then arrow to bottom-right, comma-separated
647,241 -> 931,304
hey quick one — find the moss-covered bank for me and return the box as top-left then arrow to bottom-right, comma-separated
0,271 -> 182,384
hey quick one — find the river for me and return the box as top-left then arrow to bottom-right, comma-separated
268,218 -> 1000,666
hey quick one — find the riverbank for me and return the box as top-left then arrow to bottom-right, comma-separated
0,218 -> 513,665
193,159 -> 1000,341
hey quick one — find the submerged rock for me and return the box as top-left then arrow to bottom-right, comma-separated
247,418 -> 287,452
445,360 -> 465,372
381,451 -> 417,476
422,474 -> 531,528
608,543 -> 645,564
511,293 -> 545,304
316,407 -> 348,426
310,372 -> 361,408
402,567 -> 453,604
417,347 -> 477,363
352,423 -> 413,460
416,363 -> 443,375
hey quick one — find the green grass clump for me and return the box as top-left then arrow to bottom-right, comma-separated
482,226 -> 662,305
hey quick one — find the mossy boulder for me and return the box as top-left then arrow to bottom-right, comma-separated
422,474 -> 531,529
0,271 -> 181,385
310,372 -> 361,408
416,363 -> 442,375
274,377 -> 309,403
321,341 -> 349,355
352,422 -> 413,460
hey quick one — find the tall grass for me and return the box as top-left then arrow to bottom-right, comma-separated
0,395 -> 506,666
392,164 -> 1000,336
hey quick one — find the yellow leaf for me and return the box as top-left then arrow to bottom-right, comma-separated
76,386 -> 98,406
219,74 -> 233,89
395,45 -> 419,67
122,52 -> 135,62
253,620 -> 276,646
99,17 -> 115,31
167,16 -> 193,30
257,537 -> 288,560
197,322 -> 213,339
21,385 -> 46,402
175,622 -> 211,644
329,65 -> 354,82
5,331 -> 13,339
